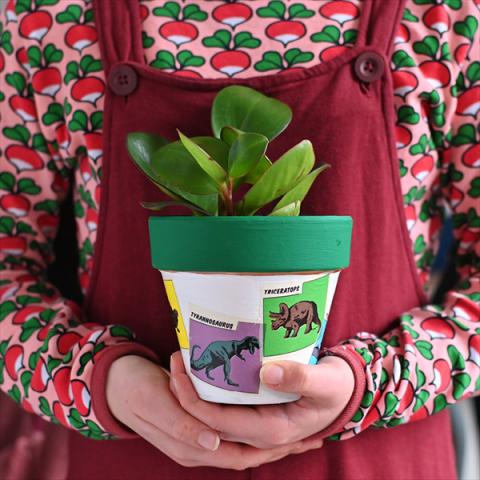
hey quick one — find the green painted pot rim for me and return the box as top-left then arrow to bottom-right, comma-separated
149,216 -> 353,273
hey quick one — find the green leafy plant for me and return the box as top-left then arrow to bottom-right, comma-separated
127,85 -> 328,216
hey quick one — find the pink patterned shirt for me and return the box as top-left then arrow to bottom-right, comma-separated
0,0 -> 479,441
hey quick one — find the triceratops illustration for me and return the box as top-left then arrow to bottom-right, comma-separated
269,301 -> 320,338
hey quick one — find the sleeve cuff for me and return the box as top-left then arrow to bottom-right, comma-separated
314,345 -> 366,439
90,343 -> 161,439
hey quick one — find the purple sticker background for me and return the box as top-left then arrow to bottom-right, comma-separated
189,319 -> 261,393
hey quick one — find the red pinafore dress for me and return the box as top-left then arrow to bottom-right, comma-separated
67,0 -> 457,478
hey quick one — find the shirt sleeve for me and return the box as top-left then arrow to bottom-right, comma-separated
321,4 -> 480,441
0,2 -> 159,440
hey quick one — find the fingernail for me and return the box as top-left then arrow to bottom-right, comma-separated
261,365 -> 284,385
197,430 -> 220,451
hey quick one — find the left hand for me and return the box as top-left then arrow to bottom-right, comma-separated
169,351 -> 354,449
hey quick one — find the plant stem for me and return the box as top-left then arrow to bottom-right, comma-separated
221,179 -> 235,216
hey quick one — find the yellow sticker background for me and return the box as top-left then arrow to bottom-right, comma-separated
163,280 -> 189,349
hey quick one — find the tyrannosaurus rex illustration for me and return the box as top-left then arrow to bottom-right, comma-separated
190,336 -> 260,387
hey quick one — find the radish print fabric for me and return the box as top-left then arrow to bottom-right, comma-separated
0,0 -> 479,441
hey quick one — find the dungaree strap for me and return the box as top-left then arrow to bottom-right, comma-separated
93,0 -> 144,74
364,0 -> 409,56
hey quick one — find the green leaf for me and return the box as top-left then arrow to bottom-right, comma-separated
343,29 -> 358,45
68,408 -> 85,428
69,110 -> 88,132
243,155 -> 272,184
177,50 -> 205,68
311,26 -> 341,44
151,140 -> 220,195
392,50 -> 416,69
17,295 -> 41,307
17,222 -> 36,235
284,48 -> 313,66
44,44 -> 63,64
202,30 -> 231,49
211,85 -> 292,141
151,50 -> 176,69
413,36 -> 439,58
18,178 -> 41,194
466,61 -> 480,84
451,124 -> 476,146
20,317 -> 42,342
257,1 -> 286,19
153,2 -> 181,19
268,201 -> 300,216
6,72 -> 26,94
8,384 -> 21,404
142,31 -> 154,49
141,200 -> 211,215
241,140 -> 315,215
39,397 -> 52,417
415,340 -> 433,360
255,51 -> 284,72
42,103 -> 64,126
0,301 -> 16,321
447,344 -> 465,370
64,61 -> 80,84
228,132 -> 268,178
413,389 -> 430,412
182,4 -> 207,21
416,364 -> 426,388
452,372 -> 471,400
56,5 -> 83,23
398,106 -> 420,125
90,111 -> 103,131
288,3 -> 314,19
0,217 -> 14,235
272,165 -> 328,213
468,178 -> 480,198
403,8 -> 419,22
80,55 -> 102,74
177,131 -> 227,184
384,392 -> 399,417
234,32 -> 261,49
3,125 -> 31,145
433,394 -> 448,413
128,134 -> 218,213
0,172 -> 15,191
454,16 -> 478,41
32,133 -> 49,153
110,325 -> 133,338
20,372 -> 33,397
27,46 -> 42,68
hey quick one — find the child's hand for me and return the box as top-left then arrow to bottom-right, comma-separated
106,355 -> 323,469
170,350 -> 354,449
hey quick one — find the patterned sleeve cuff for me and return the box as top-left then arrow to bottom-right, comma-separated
90,343 -> 161,439
314,345 -> 367,439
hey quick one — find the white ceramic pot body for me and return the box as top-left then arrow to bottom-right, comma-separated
161,270 -> 340,404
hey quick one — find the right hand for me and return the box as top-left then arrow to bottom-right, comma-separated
106,355 -> 324,470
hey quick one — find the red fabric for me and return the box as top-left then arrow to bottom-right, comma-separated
66,0 -> 457,479
314,346 -> 366,439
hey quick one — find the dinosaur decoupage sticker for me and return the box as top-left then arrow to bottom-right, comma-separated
163,279 -> 188,349
189,305 -> 261,394
263,275 -> 329,357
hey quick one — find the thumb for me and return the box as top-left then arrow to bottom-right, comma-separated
260,360 -> 326,398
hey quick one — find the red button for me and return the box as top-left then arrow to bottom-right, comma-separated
108,64 -> 138,96
354,52 -> 385,83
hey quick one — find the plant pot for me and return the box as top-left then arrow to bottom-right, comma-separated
149,216 -> 352,404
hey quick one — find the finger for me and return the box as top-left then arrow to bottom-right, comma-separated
129,367 -> 220,451
171,368 -> 292,448
133,410 -> 309,470
260,360 -> 334,398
